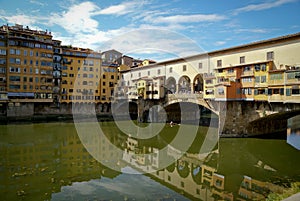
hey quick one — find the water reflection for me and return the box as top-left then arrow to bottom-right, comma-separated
287,115 -> 300,150
0,122 -> 299,200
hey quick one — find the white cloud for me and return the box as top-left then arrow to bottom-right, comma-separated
94,1 -> 145,16
147,14 -> 226,24
49,1 -> 100,34
235,28 -> 269,33
29,0 -> 47,6
1,14 -> 38,27
99,28 -> 206,60
234,0 -> 297,15
215,41 -> 227,46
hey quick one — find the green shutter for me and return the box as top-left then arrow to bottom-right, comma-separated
286,88 -> 291,96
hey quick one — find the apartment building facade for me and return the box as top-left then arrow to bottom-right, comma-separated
0,24 -> 54,102
60,46 -> 102,103
204,32 -> 300,103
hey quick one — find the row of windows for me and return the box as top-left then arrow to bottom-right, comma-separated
9,58 -> 52,66
9,67 -> 52,75
8,49 -> 52,58
8,40 -> 53,50
62,51 -> 101,59
216,52 -> 273,67
9,76 -> 52,83
9,84 -> 52,90
216,87 -> 299,96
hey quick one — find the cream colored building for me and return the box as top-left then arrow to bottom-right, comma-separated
121,32 -> 300,103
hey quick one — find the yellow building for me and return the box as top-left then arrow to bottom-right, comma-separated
60,46 -> 101,103
203,32 -> 300,103
0,24 -> 54,102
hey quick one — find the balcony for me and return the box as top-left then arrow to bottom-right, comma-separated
241,70 -> 254,77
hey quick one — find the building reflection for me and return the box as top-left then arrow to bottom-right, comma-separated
0,122 -> 299,200
121,131 -> 299,201
287,115 -> 300,150
0,123 -> 122,200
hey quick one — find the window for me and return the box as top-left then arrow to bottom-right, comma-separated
183,65 -> 187,71
267,51 -> 274,60
103,75 -> 106,79
261,64 -> 266,71
255,76 -> 260,83
181,182 -> 185,188
228,68 -> 234,73
261,76 -> 266,83
199,62 -> 203,69
242,77 -> 252,82
148,71 -> 150,76
242,88 -> 252,95
270,74 -> 283,80
169,67 -> 173,73
0,49 -> 6,55
102,89 -> 106,93
9,85 -> 20,89
24,50 -> 27,56
157,69 -> 161,75
16,50 -> 20,55
218,88 -> 224,95
240,56 -> 245,64
10,49 -> 15,55
111,75 -> 114,79
138,72 -> 141,77
0,59 -> 6,64
0,67 -> 5,73
255,64 -> 260,71
9,76 -> 21,82
217,60 -> 222,67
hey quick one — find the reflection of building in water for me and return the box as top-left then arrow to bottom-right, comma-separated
122,135 -> 287,201
237,175 -> 284,200
0,124 -> 121,200
287,115 -> 300,150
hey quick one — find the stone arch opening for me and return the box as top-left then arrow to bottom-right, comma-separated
191,164 -> 202,184
193,74 -> 203,94
166,77 -> 176,94
178,76 -> 191,94
176,160 -> 190,178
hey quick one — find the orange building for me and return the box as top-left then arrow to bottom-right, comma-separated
0,24 -> 54,102
60,46 -> 102,103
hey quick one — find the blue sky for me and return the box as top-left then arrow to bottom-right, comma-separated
0,0 -> 299,60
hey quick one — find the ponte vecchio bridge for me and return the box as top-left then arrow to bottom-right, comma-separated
116,32 -> 300,137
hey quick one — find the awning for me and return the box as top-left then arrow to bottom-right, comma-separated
7,92 -> 35,97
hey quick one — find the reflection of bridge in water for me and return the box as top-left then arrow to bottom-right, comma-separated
122,133 -> 300,201
0,122 -> 300,200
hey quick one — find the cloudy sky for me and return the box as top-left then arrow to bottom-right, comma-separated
0,0 -> 299,60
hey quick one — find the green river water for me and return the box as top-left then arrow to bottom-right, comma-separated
0,118 -> 299,201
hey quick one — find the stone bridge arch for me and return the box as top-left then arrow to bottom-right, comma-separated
166,77 -> 176,94
192,74 -> 204,94
178,75 -> 191,94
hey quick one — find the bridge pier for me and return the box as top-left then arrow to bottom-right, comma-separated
134,96 -> 300,137
218,101 -> 300,137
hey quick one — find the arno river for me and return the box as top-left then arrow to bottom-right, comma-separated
0,116 -> 300,201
